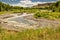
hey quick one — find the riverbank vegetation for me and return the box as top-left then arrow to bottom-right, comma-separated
34,12 -> 60,20
34,1 -> 60,19
49,1 -> 60,12
0,2 -> 40,14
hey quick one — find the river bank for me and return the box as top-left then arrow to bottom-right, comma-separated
0,13 -> 60,32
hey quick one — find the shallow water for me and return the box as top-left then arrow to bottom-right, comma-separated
8,17 -> 36,25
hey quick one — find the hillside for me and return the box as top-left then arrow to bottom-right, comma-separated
0,2 -> 12,11
0,2 -> 24,12
32,3 -> 53,8
49,1 -> 60,12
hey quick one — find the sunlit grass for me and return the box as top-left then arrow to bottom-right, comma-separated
0,11 -> 13,15
34,12 -> 60,20
0,27 -> 60,40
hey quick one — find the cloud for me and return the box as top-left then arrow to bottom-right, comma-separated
11,0 -> 56,7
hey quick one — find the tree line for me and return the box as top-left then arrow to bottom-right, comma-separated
49,1 -> 60,12
0,2 -> 12,11
0,2 -> 24,11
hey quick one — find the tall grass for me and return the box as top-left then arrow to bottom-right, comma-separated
0,27 -> 60,40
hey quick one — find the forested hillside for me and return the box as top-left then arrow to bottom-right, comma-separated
0,2 -> 24,12
49,1 -> 60,12
0,2 -> 12,11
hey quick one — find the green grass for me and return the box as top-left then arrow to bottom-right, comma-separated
0,11 -> 6,14
34,12 -> 60,20
0,9 -> 39,15
0,11 -> 13,15
0,27 -> 60,40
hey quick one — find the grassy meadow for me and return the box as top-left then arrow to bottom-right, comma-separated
0,27 -> 60,40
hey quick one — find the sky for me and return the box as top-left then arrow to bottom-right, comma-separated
0,0 -> 57,7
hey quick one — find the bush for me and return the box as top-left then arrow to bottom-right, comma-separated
34,12 -> 42,18
49,1 -> 60,12
34,12 -> 60,19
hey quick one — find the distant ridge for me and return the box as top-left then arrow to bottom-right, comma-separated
32,2 -> 54,8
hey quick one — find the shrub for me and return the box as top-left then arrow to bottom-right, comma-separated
34,12 -> 60,19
